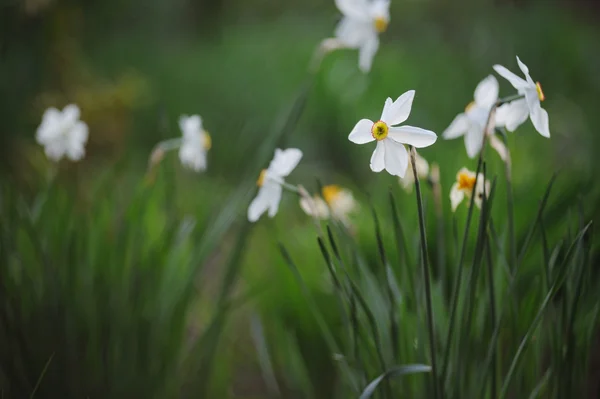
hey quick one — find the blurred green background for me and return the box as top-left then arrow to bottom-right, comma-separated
1,0 -> 600,397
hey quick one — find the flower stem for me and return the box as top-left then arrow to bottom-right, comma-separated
410,147 -> 439,399
498,128 -> 516,270
497,93 -> 524,106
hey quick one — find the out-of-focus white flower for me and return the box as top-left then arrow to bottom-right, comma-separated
299,196 -> 330,219
493,56 -> 550,138
178,115 -> 211,172
348,90 -> 437,177
334,0 -> 390,72
248,148 -> 303,222
442,75 -> 500,158
299,185 -> 357,226
36,104 -> 88,162
399,150 -> 430,192
449,167 -> 490,212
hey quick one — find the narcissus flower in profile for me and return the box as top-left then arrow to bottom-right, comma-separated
442,75 -> 500,158
450,167 -> 490,212
178,115 -> 211,172
334,0 -> 390,72
493,56 -> 550,138
348,90 -> 437,177
301,185 -> 357,225
399,150 -> 430,192
248,148 -> 303,222
36,104 -> 89,162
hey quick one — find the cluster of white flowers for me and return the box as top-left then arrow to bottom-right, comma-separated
34,2 -> 552,223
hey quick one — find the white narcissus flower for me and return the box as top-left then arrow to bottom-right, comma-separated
300,185 -> 357,226
36,104 -> 89,162
248,148 -> 303,222
334,0 -> 390,72
178,115 -> 211,172
450,167 -> 490,212
442,75 -> 500,158
493,56 -> 550,138
348,90 -> 438,177
399,150 -> 430,192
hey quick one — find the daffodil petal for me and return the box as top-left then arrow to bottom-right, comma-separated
335,0 -> 370,21
464,125 -> 483,159
443,113 -> 469,139
493,64 -> 528,91
388,125 -> 437,148
348,119 -> 375,144
474,75 -> 499,109
358,34 -> 379,73
269,148 -> 303,177
267,184 -> 283,217
381,90 -> 415,126
248,183 -> 279,222
179,115 -> 202,137
516,56 -> 535,85
526,93 -> 550,138
502,99 -> 529,132
63,104 -> 81,124
383,139 -> 409,177
335,18 -> 372,48
450,182 -> 464,212
370,140 -> 385,172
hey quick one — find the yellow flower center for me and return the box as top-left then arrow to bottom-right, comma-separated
371,120 -> 389,141
257,169 -> 267,187
465,101 -> 476,113
457,171 -> 476,192
374,17 -> 388,33
203,131 -> 212,150
322,185 -> 342,205
536,82 -> 545,102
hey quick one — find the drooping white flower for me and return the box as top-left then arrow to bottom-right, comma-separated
178,115 -> 211,172
299,185 -> 357,226
493,56 -> 550,138
348,90 -> 437,177
36,104 -> 88,162
450,167 -> 490,212
399,150 -> 430,192
334,0 -> 390,72
248,148 -> 303,222
442,75 -> 500,158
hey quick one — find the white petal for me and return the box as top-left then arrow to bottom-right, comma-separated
62,104 -> 80,124
348,119 -> 375,144
502,99 -> 529,132
179,143 -> 206,172
335,18 -> 372,48
526,93 -> 550,138
44,142 -> 66,162
335,0 -> 370,21
388,125 -> 437,148
248,183 -> 280,222
358,34 -> 379,73
443,113 -> 469,139
516,56 -> 535,85
383,139 -> 409,177
488,134 -> 508,161
66,122 -> 89,161
179,115 -> 202,138
269,148 -> 303,177
493,64 -> 528,91
369,0 -> 390,19
474,75 -> 499,109
267,184 -> 283,217
300,196 -> 329,219
381,90 -> 415,126
370,141 -> 385,172
464,125 -> 484,159
450,183 -> 464,212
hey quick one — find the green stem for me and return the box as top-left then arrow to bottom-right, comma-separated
485,234 -> 498,399
497,94 -> 524,106
410,147 -> 439,399
498,128 -> 517,271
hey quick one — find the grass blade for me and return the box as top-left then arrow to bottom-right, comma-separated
359,364 -> 432,399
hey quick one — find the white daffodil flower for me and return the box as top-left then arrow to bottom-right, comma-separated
248,148 -> 303,222
399,150 -> 430,192
36,104 -> 88,162
493,56 -> 550,138
334,0 -> 390,72
348,90 -> 437,177
178,115 -> 211,172
300,185 -> 357,226
442,75 -> 500,158
450,167 -> 490,212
